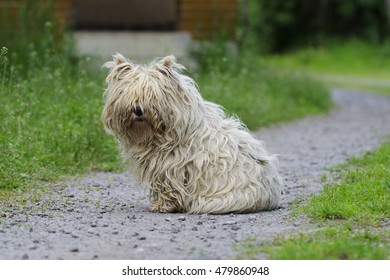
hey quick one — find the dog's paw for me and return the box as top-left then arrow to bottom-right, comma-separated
149,201 -> 179,213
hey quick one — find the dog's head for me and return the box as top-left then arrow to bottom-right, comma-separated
102,54 -> 201,145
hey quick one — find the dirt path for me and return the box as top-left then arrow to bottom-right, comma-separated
1,89 -> 389,260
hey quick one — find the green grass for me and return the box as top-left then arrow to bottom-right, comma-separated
235,141 -> 390,259
300,142 -> 390,225
265,40 -> 390,93
0,47 -> 119,190
236,225 -> 390,260
195,56 -> 332,129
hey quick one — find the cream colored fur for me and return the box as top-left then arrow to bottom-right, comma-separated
102,54 -> 282,214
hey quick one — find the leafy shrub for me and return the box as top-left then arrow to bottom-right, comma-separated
244,0 -> 390,53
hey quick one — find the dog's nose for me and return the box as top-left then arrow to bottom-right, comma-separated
133,105 -> 143,116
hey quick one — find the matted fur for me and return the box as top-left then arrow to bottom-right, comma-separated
102,54 -> 282,214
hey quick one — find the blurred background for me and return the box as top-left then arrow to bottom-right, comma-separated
1,0 -> 390,59
1,0 -> 238,63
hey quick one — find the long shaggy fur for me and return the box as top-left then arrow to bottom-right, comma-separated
102,54 -> 282,214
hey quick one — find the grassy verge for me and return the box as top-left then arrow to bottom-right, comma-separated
265,40 -> 390,94
236,142 -> 390,259
0,47 -> 119,190
195,56 -> 331,129
237,225 -> 390,260
301,142 -> 390,226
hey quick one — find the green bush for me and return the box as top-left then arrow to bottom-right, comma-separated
244,0 -> 390,53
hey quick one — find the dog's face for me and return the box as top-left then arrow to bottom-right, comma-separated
102,54 -> 193,145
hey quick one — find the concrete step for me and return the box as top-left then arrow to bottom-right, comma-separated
74,31 -> 193,64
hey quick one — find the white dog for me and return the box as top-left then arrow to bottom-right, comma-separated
102,54 -> 282,214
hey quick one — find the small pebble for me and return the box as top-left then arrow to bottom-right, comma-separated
222,220 -> 236,226
36,213 -> 48,217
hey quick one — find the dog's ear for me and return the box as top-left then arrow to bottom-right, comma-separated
103,53 -> 130,69
103,53 -> 134,83
154,55 -> 186,75
160,55 -> 176,69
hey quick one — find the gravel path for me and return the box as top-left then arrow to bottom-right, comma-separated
1,89 -> 389,260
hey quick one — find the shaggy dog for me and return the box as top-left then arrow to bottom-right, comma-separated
102,54 -> 282,214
